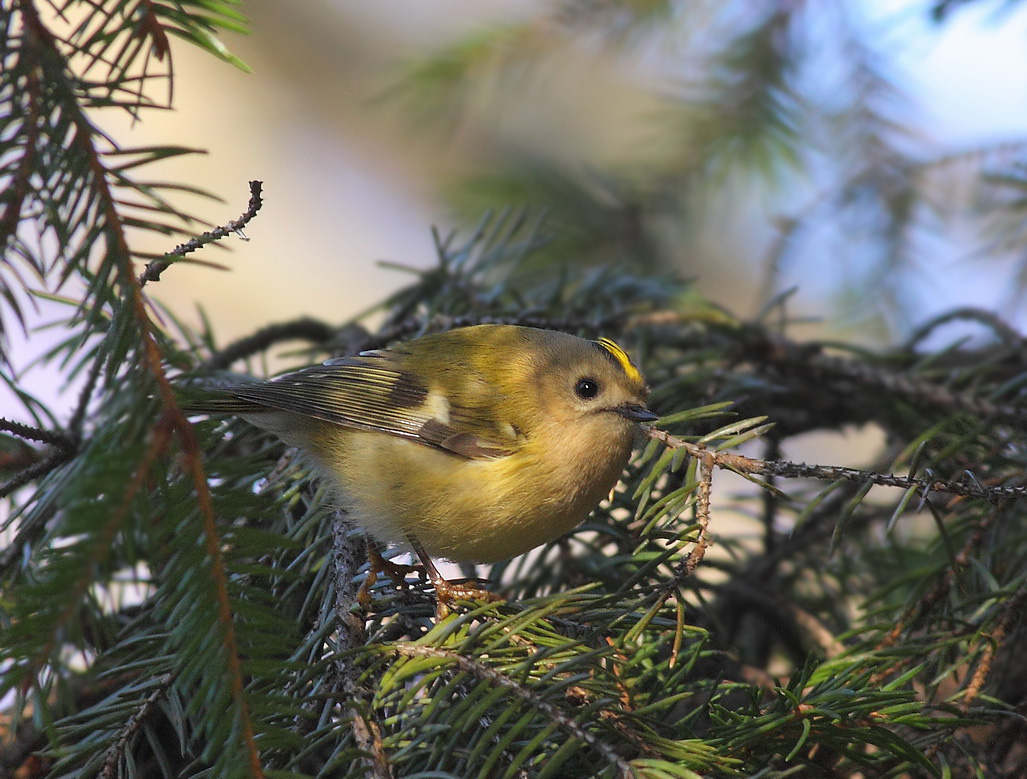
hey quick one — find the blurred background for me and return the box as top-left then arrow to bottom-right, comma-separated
110,0 -> 1027,333
9,0 -> 1027,409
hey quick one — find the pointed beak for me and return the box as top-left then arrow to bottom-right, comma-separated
615,403 -> 659,423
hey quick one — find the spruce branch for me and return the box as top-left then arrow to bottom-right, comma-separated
110,145 -> 264,776
67,344 -> 107,439
904,306 -> 1027,353
100,673 -> 174,779
389,644 -> 635,779
29,417 -> 171,673
877,503 -> 1001,655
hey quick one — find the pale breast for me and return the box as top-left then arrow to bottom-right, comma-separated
306,422 -> 634,563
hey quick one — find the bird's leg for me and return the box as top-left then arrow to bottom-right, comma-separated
357,538 -> 417,607
407,536 -> 502,620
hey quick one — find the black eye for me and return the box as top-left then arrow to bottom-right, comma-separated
575,377 -> 601,400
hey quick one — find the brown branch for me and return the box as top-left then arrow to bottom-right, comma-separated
646,428 -> 1027,504
904,307 -> 1027,354
960,585 -> 1027,713
32,418 -> 172,680
0,417 -> 78,500
687,449 -> 713,577
349,712 -> 393,779
26,2 -> 265,762
739,325 -> 1027,428
137,180 -> 264,285
68,346 -> 107,439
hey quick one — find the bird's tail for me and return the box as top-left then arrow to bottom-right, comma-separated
176,383 -> 267,416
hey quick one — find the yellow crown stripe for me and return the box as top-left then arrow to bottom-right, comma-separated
595,337 -> 642,384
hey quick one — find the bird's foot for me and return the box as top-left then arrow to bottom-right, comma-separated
429,576 -> 503,620
358,541 -> 418,607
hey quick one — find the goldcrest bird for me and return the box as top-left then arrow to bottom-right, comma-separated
196,324 -> 657,601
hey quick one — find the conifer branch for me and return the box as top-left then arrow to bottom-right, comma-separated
33,418 -> 171,671
100,673 -> 174,779
389,644 -> 635,779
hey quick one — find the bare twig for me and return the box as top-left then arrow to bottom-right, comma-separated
68,347 -> 107,439
138,180 -> 264,285
680,448 -> 713,579
647,428 -> 1027,504
904,306 -> 1027,354
0,418 -> 77,501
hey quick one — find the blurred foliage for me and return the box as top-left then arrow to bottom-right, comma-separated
396,0 -> 1027,333
3,1 -> 1027,778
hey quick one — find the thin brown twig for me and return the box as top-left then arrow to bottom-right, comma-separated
686,449 -> 713,577
137,180 -> 263,286
646,428 -> 1027,504
661,448 -> 714,587
0,418 -> 77,501
642,449 -> 713,666
961,585 -> 1027,713
68,346 -> 107,439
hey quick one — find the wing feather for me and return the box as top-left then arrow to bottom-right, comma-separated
222,353 -> 516,460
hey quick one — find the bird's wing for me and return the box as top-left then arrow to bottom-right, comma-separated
222,352 -> 516,460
